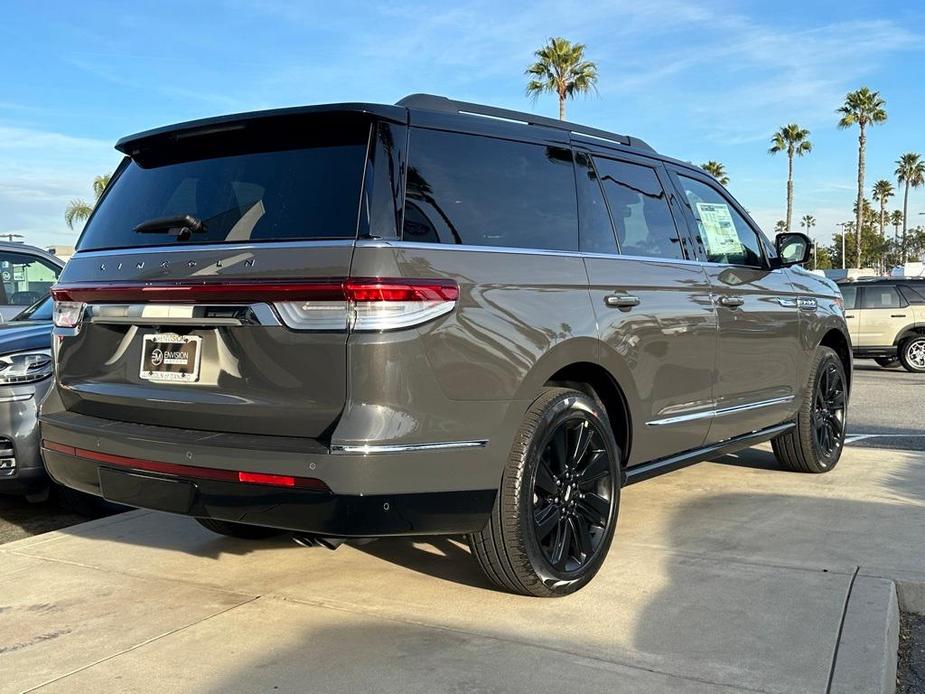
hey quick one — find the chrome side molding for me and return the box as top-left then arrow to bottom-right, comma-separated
331,440 -> 488,455
647,395 -> 795,427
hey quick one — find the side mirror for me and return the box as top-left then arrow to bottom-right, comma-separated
774,232 -> 812,267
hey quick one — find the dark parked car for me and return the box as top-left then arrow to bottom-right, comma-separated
0,297 -> 55,496
42,95 -> 851,596
0,242 -> 65,322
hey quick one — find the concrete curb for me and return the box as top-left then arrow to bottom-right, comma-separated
861,566 -> 925,615
829,575 -> 899,694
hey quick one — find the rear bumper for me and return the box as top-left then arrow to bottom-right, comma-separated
39,408 -> 500,536
42,448 -> 495,536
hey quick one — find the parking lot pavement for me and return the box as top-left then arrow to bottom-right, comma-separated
848,362 -> 925,451
0,495 -> 91,545
3,443 -> 924,694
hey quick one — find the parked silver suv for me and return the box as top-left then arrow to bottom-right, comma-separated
42,95 -> 851,596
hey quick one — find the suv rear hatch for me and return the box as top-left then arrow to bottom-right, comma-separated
52,110 -> 379,439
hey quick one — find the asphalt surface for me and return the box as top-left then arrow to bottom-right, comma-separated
0,361 -> 921,545
847,361 -> 925,451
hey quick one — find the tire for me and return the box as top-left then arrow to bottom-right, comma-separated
196,517 -> 283,540
874,356 -> 899,368
468,387 -> 621,597
772,346 -> 847,473
898,336 -> 925,373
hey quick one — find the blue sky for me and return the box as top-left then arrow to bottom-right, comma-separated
2,0 -> 924,248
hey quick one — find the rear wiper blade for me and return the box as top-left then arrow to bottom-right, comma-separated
133,214 -> 205,240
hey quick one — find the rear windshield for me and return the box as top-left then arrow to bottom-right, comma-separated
77,118 -> 371,251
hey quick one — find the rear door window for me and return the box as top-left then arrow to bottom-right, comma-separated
861,286 -> 905,309
0,252 -> 61,307
575,153 -> 618,254
675,175 -> 765,267
402,129 -> 577,251
77,119 -> 371,251
592,157 -> 684,260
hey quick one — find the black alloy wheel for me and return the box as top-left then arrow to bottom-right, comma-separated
531,416 -> 614,573
811,359 -> 846,459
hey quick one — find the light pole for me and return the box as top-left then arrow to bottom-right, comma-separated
837,222 -> 850,270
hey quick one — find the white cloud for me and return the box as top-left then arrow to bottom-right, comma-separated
0,125 -> 120,247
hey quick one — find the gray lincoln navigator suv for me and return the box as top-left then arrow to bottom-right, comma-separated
42,95 -> 851,596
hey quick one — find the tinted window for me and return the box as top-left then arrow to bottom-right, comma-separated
838,285 -> 858,310
677,176 -> 764,266
0,252 -> 61,307
14,296 -> 53,321
403,129 -> 577,251
78,121 -> 370,251
575,154 -> 618,254
861,286 -> 904,309
899,285 -> 925,304
593,158 -> 683,260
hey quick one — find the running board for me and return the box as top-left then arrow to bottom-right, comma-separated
624,422 -> 795,485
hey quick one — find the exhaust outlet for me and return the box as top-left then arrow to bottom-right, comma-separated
292,534 -> 345,550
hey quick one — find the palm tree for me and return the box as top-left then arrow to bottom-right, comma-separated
895,152 -> 925,263
700,161 -> 729,186
871,179 -> 894,239
891,209 -> 904,243
65,173 -> 112,230
800,215 -> 816,267
525,37 -> 598,121
837,87 -> 887,267
774,219 -> 787,234
768,124 -> 812,232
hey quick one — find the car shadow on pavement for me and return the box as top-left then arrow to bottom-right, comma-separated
349,535 -> 501,592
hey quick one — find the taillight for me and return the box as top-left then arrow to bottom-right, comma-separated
50,278 -> 459,332
275,278 -> 459,332
53,300 -> 85,328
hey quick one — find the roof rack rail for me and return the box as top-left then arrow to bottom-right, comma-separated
396,93 -> 654,152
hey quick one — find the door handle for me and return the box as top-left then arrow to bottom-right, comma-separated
845,314 -> 855,319
891,314 -> 906,318
604,294 -> 640,308
717,296 -> 744,308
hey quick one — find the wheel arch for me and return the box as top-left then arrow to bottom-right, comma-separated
819,328 -> 852,392
893,324 -> 925,346
542,362 -> 633,467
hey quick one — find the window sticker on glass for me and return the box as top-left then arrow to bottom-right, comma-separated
695,202 -> 741,255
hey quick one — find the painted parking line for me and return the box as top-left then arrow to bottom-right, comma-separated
845,434 -> 925,444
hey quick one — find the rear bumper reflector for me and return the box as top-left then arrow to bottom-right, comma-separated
41,440 -> 329,491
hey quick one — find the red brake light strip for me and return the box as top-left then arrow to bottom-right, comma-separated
42,440 -> 329,491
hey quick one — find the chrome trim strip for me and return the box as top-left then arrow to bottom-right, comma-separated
0,393 -> 34,404
331,440 -> 488,455
72,239 -> 356,258
85,302 -> 282,327
356,239 -> 584,258
356,240 -> 708,266
646,395 -> 795,427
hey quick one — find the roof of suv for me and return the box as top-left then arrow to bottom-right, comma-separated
114,93 -> 667,163
0,241 -> 66,267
